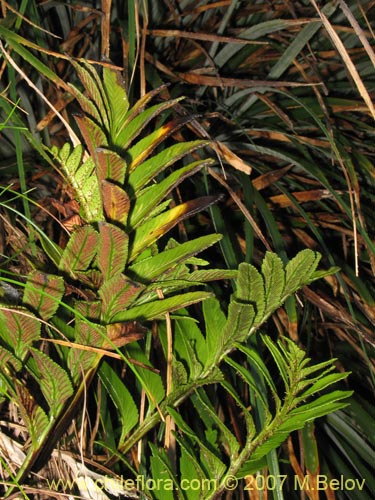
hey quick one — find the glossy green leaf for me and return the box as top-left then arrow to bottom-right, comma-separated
125,342 -> 165,409
103,66 -> 129,142
128,140 -> 210,193
129,196 -> 219,261
129,234 -> 222,282
127,116 -> 196,170
111,291 -> 213,323
98,361 -> 138,442
117,98 -> 183,152
129,159 -> 213,227
203,297 -> 227,370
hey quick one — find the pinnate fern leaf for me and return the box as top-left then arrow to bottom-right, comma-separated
129,234 -> 222,282
237,262 -> 265,326
67,319 -> 105,383
129,159 -> 213,228
130,197 -> 219,261
262,252 -> 285,316
284,249 -> 321,294
96,222 -> 129,281
28,348 -> 73,417
71,60 -> 109,128
96,148 -> 127,184
55,141 -> 103,222
101,181 -> 130,226
59,225 -> 98,276
99,274 -> 145,323
111,291 -> 213,323
102,66 -> 129,143
128,140 -> 210,193
0,345 -> 22,372
0,308 -> 40,360
23,271 -> 65,321
118,98 -> 183,153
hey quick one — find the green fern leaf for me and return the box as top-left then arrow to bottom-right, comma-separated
68,82 -> 102,124
74,114 -> 108,161
262,334 -> 291,388
56,142 -> 72,164
129,197 -> 219,261
0,308 -> 40,360
102,66 -> 129,143
59,225 -> 99,276
284,249 -> 321,295
67,319 -> 105,384
168,407 -> 226,481
71,60 -> 110,128
99,274 -> 145,323
237,262 -> 265,325
23,271 -> 65,321
129,234 -> 222,282
203,297 -> 227,370
129,159 -> 213,228
96,148 -> 127,184
188,268 -> 238,282
81,172 -> 103,222
111,291 -> 213,323
128,140 -> 210,193
127,115 -> 195,170
56,143 -> 103,222
262,252 -> 285,315
61,142 -> 83,175
172,318 -> 206,378
29,348 -> 73,417
116,98 -> 183,152
97,222 -> 129,281
221,300 -> 255,351
192,389 -> 240,457
0,345 -> 22,372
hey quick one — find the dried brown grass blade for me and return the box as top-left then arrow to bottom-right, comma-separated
310,0 -> 375,120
